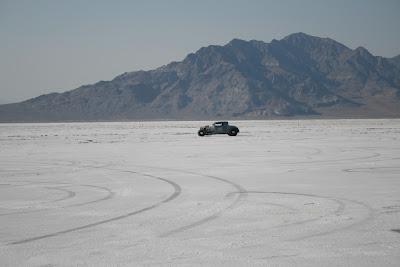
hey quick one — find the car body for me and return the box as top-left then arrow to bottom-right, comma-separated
198,121 -> 239,136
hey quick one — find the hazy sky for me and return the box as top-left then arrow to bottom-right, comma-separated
1,0 -> 399,103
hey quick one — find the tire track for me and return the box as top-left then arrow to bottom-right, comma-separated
281,152 -> 381,165
65,184 -> 115,208
343,166 -> 400,173
129,165 -> 248,238
0,159 -> 116,213
0,185 -> 77,216
9,170 -> 181,245
228,191 -> 346,230
0,181 -> 114,217
225,191 -> 373,241
291,198 -> 375,241
46,187 -> 76,203
261,202 -> 297,212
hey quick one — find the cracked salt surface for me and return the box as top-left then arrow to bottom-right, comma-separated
0,119 -> 400,266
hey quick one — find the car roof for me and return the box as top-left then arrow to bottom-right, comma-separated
214,121 -> 228,124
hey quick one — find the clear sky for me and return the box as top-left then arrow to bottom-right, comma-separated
1,0 -> 399,103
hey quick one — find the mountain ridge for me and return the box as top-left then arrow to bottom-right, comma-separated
1,32 -> 399,122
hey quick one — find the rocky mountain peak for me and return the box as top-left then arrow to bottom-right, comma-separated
0,33 -> 399,122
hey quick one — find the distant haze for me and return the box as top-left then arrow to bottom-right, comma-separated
1,0 -> 399,103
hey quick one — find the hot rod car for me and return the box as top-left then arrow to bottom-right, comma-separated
198,121 -> 239,136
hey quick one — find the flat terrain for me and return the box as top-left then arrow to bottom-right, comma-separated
0,120 -> 399,266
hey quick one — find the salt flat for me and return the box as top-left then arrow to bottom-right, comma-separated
0,119 -> 399,266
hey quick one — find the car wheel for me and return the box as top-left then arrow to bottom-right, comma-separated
228,130 -> 237,136
198,130 -> 205,136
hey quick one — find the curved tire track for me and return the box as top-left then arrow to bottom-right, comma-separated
130,165 -> 248,238
0,181 -> 114,217
228,191 -> 374,241
64,184 -> 115,208
291,198 -> 374,241
228,191 -> 346,230
9,170 -> 181,245
282,152 -> 381,165
0,185 -> 77,217
46,187 -> 76,203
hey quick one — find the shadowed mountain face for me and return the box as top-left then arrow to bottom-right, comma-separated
1,32 -> 400,122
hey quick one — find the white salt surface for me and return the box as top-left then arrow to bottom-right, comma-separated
0,120 -> 399,266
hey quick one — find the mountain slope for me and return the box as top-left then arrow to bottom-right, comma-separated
1,32 -> 399,122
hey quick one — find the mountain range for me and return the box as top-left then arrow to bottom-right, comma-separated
1,32 -> 399,122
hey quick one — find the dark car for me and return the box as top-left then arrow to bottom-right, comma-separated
198,121 -> 239,136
